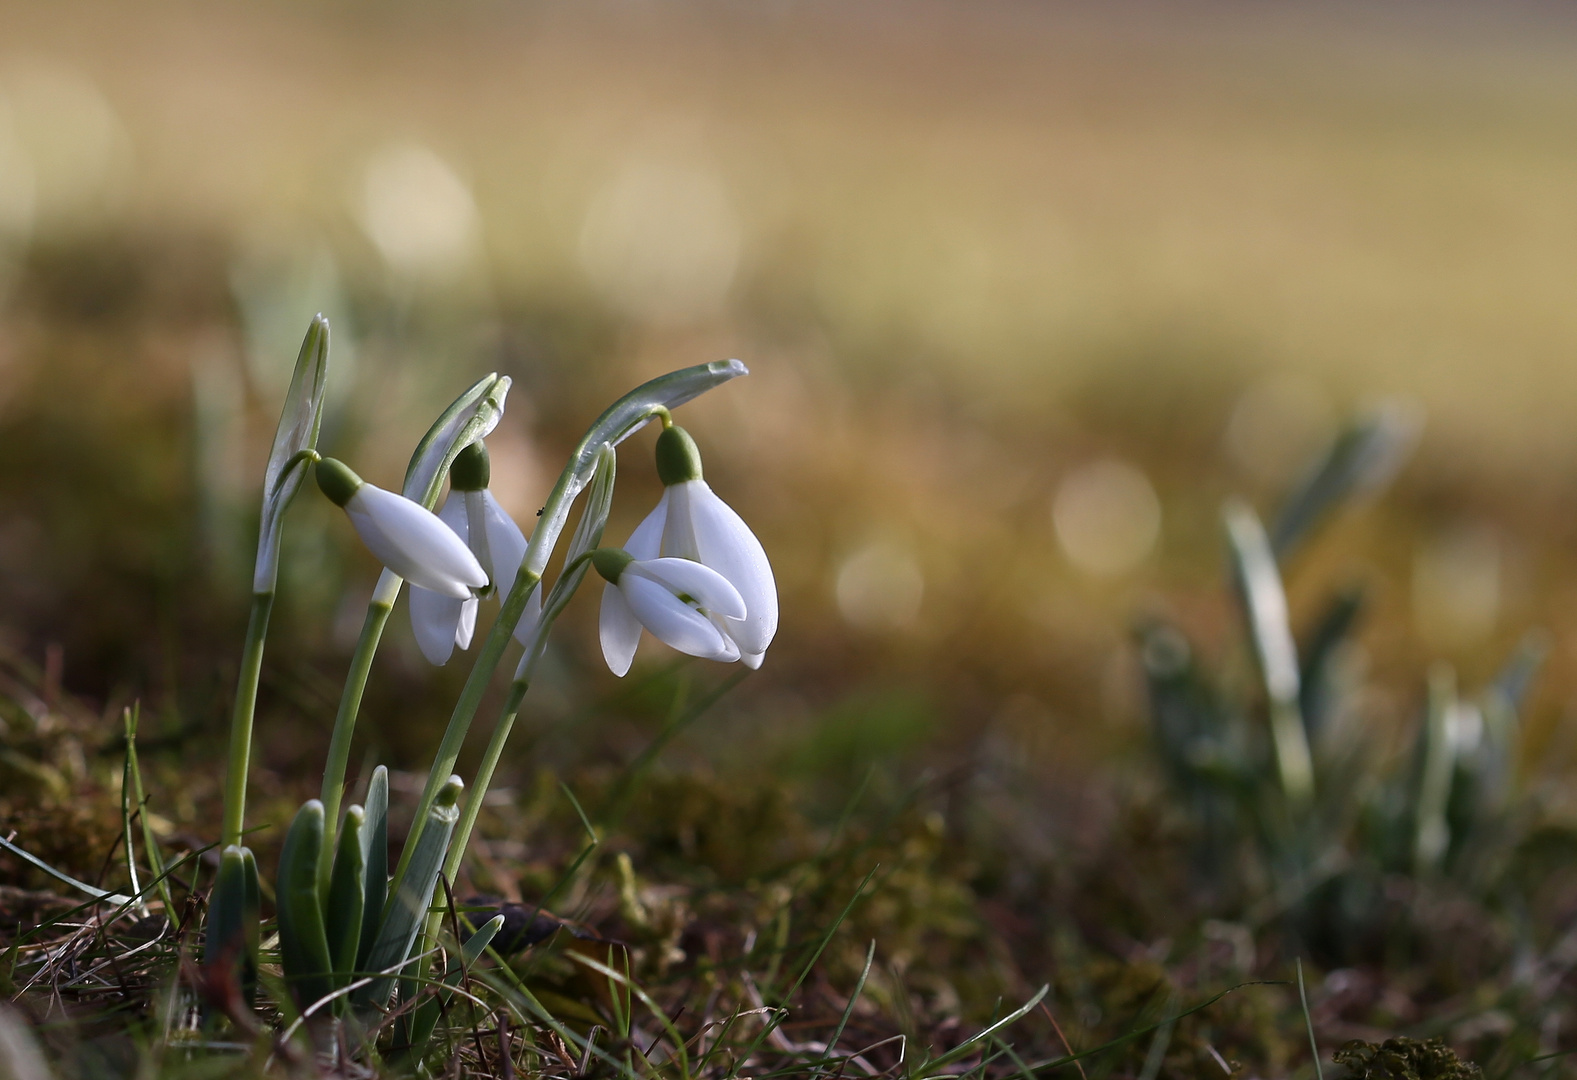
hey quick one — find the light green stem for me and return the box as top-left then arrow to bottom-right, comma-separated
316,567 -> 402,893
415,678 -> 531,954
388,567 -> 541,899
443,679 -> 528,887
221,591 -> 275,849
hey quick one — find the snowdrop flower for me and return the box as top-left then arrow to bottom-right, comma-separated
316,457 -> 486,599
596,425 -> 775,668
610,424 -> 777,671
593,547 -> 747,674
408,442 -> 541,665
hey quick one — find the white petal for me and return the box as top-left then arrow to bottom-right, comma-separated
739,649 -> 765,670
627,557 -> 746,621
660,482 -> 701,562
683,481 -> 778,655
624,489 -> 669,561
410,586 -> 465,665
482,491 -> 529,588
437,492 -> 469,543
619,575 -> 733,661
707,613 -> 742,663
599,582 -> 643,677
512,582 -> 543,649
348,486 -> 487,598
455,597 -> 478,650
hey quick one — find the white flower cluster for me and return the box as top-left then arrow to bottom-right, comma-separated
317,415 -> 776,676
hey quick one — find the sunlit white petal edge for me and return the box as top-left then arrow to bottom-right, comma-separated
343,484 -> 487,599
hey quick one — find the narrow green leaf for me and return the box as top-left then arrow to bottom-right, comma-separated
1413,665 -> 1458,877
1224,498 -> 1313,808
515,443 -> 617,682
325,805 -> 366,984
358,765 -> 390,972
203,844 -> 250,967
1270,399 -> 1422,562
276,800 -> 335,1010
403,374 -> 511,510
521,359 -> 746,582
254,314 -> 331,593
402,913 -> 507,1065
356,775 -> 464,1009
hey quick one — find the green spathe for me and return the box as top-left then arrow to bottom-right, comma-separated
449,440 -> 490,492
316,457 -> 364,508
591,547 -> 634,584
655,425 -> 704,486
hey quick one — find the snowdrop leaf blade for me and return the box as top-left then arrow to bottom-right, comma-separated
402,373 -> 512,510
276,800 -> 335,1009
599,583 -> 643,677
355,776 -> 463,1009
348,486 -> 486,598
621,574 -> 733,660
1269,398 -> 1423,561
356,767 -> 389,972
324,805 -> 366,982
526,360 -> 747,579
632,557 -> 747,621
253,315 -> 331,594
683,481 -> 778,654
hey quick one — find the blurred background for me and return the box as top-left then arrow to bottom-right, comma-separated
6,0 -> 1577,903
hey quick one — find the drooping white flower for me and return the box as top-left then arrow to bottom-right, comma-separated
317,457 -> 487,599
407,442 -> 541,665
594,548 -> 747,676
614,424 -> 777,669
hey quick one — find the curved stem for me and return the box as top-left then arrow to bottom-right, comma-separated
316,567 -> 403,893
221,591 -> 275,849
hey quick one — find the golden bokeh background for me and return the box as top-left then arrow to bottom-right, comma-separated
5,0 -> 1577,797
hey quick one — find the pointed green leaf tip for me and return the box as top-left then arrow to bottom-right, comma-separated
449,440 -> 490,492
655,424 -> 704,486
315,458 -> 363,508
592,547 -> 634,584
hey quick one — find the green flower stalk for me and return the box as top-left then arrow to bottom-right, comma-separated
388,359 -> 749,903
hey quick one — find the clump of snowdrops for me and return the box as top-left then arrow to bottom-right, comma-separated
5,316 -> 781,1064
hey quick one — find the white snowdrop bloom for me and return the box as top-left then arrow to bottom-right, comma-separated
617,424 -> 778,669
316,457 -> 486,600
407,442 -> 541,665
594,548 -> 747,676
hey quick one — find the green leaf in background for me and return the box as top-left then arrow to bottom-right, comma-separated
1269,398 -> 1422,563
1297,583 -> 1366,745
253,315 -> 331,594
357,765 -> 390,974
276,800 -> 335,1011
324,804 -> 366,985
1224,498 -> 1314,809
355,775 -> 464,1010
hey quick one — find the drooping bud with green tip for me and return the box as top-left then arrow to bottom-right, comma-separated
655,424 -> 704,486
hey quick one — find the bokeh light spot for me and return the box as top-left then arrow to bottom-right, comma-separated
1052,459 -> 1161,577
